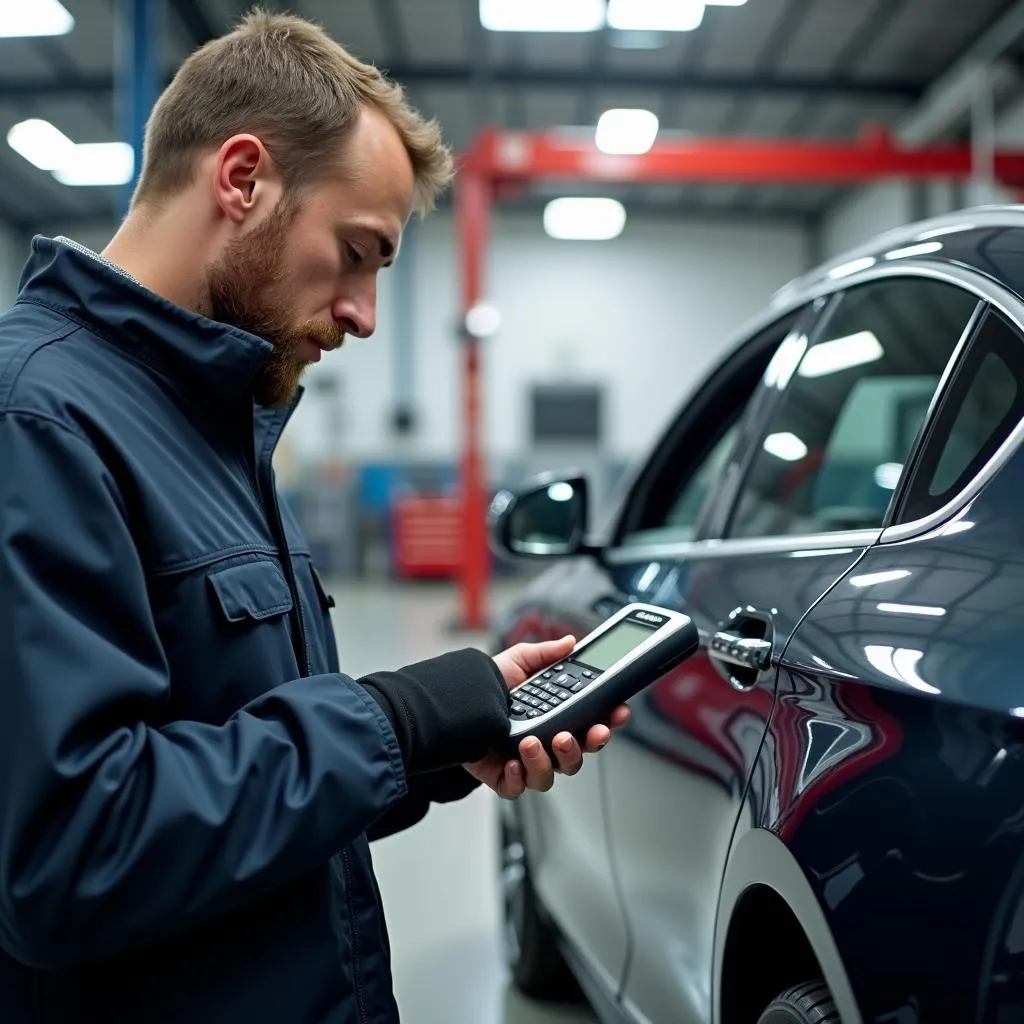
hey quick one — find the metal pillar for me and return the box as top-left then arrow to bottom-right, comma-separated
391,219 -> 417,434
455,170 -> 492,631
117,0 -> 162,216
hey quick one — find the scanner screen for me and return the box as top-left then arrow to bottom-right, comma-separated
578,621 -> 656,671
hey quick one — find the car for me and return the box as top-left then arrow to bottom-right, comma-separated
487,205 -> 1024,1024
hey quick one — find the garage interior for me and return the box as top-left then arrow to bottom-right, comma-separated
5,1 -> 1024,1022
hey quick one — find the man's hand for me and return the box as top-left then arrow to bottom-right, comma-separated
463,636 -> 631,800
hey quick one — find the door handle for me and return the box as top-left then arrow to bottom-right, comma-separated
710,607 -> 775,691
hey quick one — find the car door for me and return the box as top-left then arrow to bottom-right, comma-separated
598,274 -> 984,1024
492,307 -> 813,999
756,293 -> 1024,1023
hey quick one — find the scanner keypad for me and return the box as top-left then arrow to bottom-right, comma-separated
510,661 -> 596,718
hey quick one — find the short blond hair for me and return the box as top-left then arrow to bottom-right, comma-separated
133,8 -> 453,215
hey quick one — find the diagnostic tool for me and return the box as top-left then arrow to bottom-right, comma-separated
502,603 -> 699,757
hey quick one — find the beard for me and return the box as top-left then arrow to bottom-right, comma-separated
203,200 -> 345,408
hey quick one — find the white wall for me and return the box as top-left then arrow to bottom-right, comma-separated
820,88 -> 1024,262
5,213 -> 809,465
821,183 -> 915,260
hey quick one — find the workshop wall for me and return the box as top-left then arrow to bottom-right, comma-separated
289,211 -> 808,465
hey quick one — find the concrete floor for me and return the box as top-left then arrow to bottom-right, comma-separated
331,580 -> 599,1024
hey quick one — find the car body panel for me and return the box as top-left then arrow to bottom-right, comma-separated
768,442 -> 1024,1023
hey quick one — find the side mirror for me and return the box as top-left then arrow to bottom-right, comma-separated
488,473 -> 590,559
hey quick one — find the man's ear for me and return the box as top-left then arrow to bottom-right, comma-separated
212,134 -> 283,224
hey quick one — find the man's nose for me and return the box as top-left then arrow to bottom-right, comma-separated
333,280 -> 377,339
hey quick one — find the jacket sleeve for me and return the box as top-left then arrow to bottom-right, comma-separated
0,410 -> 408,969
367,768 -> 483,842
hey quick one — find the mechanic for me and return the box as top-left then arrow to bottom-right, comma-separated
0,10 -> 629,1023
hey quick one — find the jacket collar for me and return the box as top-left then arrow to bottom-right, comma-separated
17,235 -> 275,403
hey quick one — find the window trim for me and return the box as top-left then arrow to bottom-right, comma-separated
610,306 -> 812,549
604,259 -> 1024,562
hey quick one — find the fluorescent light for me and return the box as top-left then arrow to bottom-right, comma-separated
480,0 -> 604,31
52,142 -> 134,187
798,330 -> 884,378
849,569 -> 911,588
547,483 -> 576,503
607,0 -> 704,31
543,198 -> 626,241
865,645 -> 940,695
763,432 -> 807,462
0,0 -> 73,37
595,108 -> 659,155
7,118 -> 75,171
873,462 -> 903,490
827,256 -> 876,279
877,602 -> 946,617
465,303 -> 502,338
884,241 -> 943,260
8,119 -> 133,187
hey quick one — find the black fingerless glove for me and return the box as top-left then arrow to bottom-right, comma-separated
358,648 -> 511,775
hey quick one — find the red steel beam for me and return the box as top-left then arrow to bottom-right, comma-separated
455,169 -> 491,631
465,128 -> 1024,186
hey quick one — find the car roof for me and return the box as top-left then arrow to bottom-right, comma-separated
770,203 -> 1024,313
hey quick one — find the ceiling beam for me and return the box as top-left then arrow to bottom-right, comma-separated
0,67 -> 925,104
169,0 -> 219,48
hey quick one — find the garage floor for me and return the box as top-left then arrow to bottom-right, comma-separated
330,580 -> 598,1024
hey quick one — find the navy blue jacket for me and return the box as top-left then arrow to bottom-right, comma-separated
0,237 -> 479,1022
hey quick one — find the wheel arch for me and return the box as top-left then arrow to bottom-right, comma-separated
714,828 -> 864,1024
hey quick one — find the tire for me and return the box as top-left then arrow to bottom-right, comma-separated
499,812 -> 579,1002
757,981 -> 840,1024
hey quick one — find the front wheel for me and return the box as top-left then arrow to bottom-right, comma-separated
499,812 -> 578,1001
757,981 -> 840,1023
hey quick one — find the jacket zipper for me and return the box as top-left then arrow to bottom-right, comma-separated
342,847 -> 370,1024
251,417 -> 312,677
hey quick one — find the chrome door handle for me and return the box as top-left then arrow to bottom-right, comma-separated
710,632 -> 772,672
709,607 -> 775,691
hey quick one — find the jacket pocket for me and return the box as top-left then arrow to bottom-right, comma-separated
311,565 -> 336,610
207,559 -> 293,623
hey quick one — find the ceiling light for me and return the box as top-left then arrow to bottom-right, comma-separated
51,142 -> 134,187
0,0 -> 73,37
543,198 -> 626,241
595,109 -> 659,155
607,0 -> 705,31
797,330 -> 884,378
7,118 -> 75,171
827,256 -> 876,280
873,462 -> 903,490
480,0 -> 604,32
763,432 -> 808,462
884,241 -> 943,260
705,0 -> 747,5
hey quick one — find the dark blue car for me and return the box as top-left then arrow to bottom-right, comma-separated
488,206 -> 1024,1024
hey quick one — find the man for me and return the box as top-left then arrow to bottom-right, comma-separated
0,10 -> 628,1023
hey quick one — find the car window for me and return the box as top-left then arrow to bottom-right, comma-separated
726,278 -> 981,539
898,308 -> 1024,524
616,309 -> 807,549
621,421 -> 740,548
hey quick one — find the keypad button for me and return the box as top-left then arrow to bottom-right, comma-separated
556,687 -> 573,700
554,673 -> 572,687
527,709 -> 541,718
540,682 -> 558,695
545,695 -> 562,707
570,681 -> 585,693
542,670 -> 554,680
581,670 -> 594,679
512,701 -> 528,715
552,664 -> 565,671
537,701 -> 552,713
